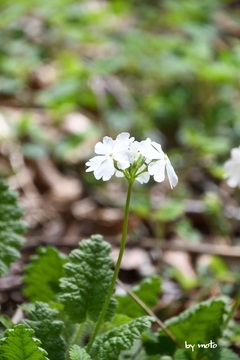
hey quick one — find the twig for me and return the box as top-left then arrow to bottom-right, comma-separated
116,278 -> 181,348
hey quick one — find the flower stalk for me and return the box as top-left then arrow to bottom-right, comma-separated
86,180 -> 134,353
85,132 -> 178,353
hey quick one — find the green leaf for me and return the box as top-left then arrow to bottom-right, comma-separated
0,324 -> 48,360
59,235 -> 117,323
207,348 -> 239,360
23,302 -> 65,360
174,349 -> 192,359
69,345 -> 91,360
91,316 -> 153,360
153,200 -> 185,222
0,180 -> 26,275
160,298 -> 227,344
0,315 -> 13,330
174,347 -> 240,360
144,298 -> 227,357
23,246 -> 67,302
115,276 -> 161,318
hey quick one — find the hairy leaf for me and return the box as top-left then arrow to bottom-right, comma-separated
23,246 -> 66,302
160,298 -> 226,345
115,276 -> 161,318
144,298 -> 227,358
0,324 -> 48,360
91,316 -> 153,360
69,345 -> 91,360
59,235 -> 117,323
23,302 -> 65,360
0,180 -> 26,275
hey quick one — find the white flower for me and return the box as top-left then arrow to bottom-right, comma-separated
86,133 -> 134,181
140,138 -> 178,188
224,146 -> 240,187
86,133 -> 178,188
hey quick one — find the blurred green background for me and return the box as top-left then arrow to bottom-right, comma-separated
1,0 -> 240,303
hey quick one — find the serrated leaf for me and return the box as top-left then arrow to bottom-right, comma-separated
0,180 -> 26,275
160,298 -> 227,345
59,235 -> 117,323
115,276 -> 161,318
0,324 -> 48,360
23,302 -> 65,360
144,298 -> 227,358
91,316 -> 153,360
23,246 -> 67,302
69,345 -> 91,360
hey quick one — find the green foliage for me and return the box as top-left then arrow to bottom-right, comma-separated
0,315 -> 13,330
59,235 -> 117,323
207,348 -> 240,360
69,345 -> 91,360
23,302 -> 65,360
0,324 -> 48,360
0,180 -> 26,275
173,350 -> 192,360
144,298 -> 228,358
23,246 -> 67,302
91,316 -> 153,360
173,347 -> 239,360
153,200 -> 185,222
115,276 -> 161,318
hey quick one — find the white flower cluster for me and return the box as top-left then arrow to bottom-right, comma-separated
86,133 -> 178,188
224,146 -> 240,187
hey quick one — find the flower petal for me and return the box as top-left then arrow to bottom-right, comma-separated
95,136 -> 114,155
151,141 -> 164,156
140,138 -> 163,160
231,147 -> 240,161
113,132 -> 134,153
148,160 -> 166,182
224,159 -> 240,187
86,156 -> 105,172
136,172 -> 150,184
166,160 -> 178,188
94,158 -> 115,181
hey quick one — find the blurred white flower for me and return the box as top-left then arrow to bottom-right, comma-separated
86,132 -> 134,181
224,146 -> 240,187
140,138 -> 178,188
0,113 -> 12,141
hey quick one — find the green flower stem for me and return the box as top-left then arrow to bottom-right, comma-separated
66,323 -> 85,360
86,180 -> 134,353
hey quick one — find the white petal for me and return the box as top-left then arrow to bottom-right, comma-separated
136,172 -> 150,184
148,160 -> 166,182
151,141 -> 164,156
166,160 -> 178,188
94,158 -> 115,181
224,159 -> 240,187
114,153 -> 131,170
115,171 -> 124,178
86,156 -> 105,172
140,138 -> 163,160
95,136 -> 114,155
114,132 -> 134,153
231,147 -> 240,161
